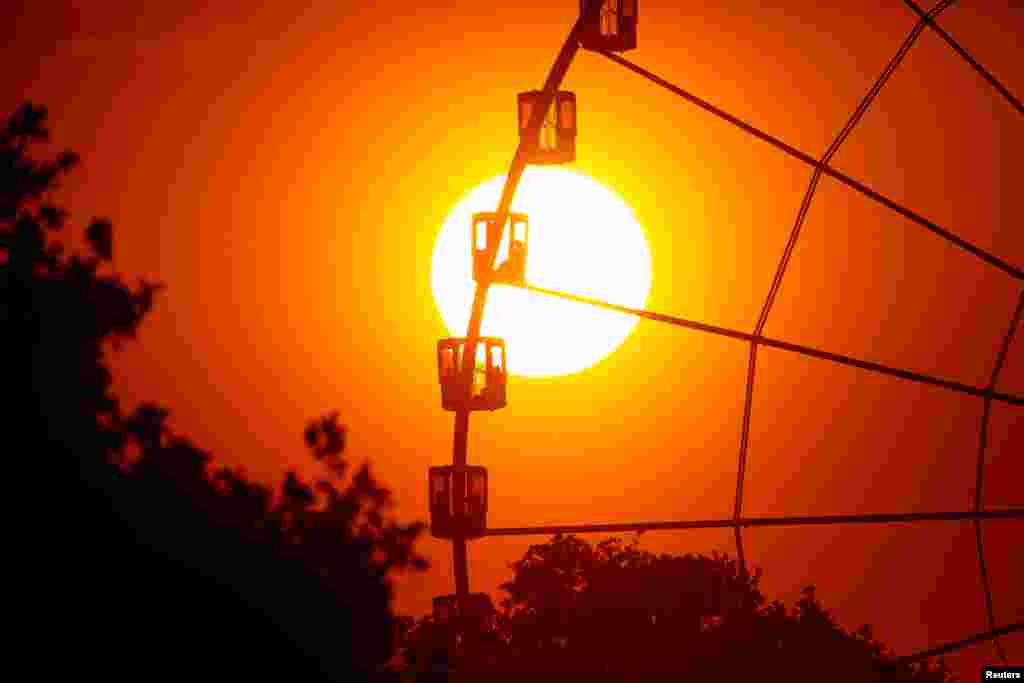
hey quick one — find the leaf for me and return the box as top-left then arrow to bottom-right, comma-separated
57,149 -> 79,171
86,217 -> 113,260
39,204 -> 67,230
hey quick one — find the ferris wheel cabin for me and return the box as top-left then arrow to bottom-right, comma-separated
429,465 -> 488,539
437,337 -> 507,412
579,0 -> 638,52
472,211 -> 529,286
518,90 -> 576,165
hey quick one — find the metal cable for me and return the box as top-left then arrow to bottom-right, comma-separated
592,50 -> 1024,281
895,3 -> 1024,665
898,622 -> 1023,665
517,282 -> 1024,406
756,0 -> 955,335
483,508 -> 1024,537
733,0 -> 954,583
973,291 -> 1024,664
903,0 -> 1024,118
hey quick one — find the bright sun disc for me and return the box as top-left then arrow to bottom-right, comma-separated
431,167 -> 651,378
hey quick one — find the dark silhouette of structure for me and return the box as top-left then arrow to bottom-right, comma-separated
578,0 -> 638,52
436,337 -> 507,412
5,102 -> 426,680
432,1 -> 1022,672
472,211 -> 528,286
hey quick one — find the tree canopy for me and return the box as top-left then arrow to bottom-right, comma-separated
5,102 -> 426,679
400,534 -> 953,681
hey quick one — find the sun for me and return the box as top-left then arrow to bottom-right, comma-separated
431,167 -> 651,378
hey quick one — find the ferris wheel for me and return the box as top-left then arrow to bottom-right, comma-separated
427,0 -> 1022,666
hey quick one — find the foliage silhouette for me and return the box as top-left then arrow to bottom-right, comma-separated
5,102 -> 426,679
400,534 -> 954,681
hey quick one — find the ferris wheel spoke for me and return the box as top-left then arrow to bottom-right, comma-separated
903,0 -> 1024,118
592,49 -> 1024,281
898,621 -> 1023,664
483,508 -> 1024,537
756,0 -> 953,338
517,282 -> 1024,407
971,289 -> 1024,665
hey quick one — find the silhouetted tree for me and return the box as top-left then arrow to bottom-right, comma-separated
400,534 -> 952,681
5,103 -> 426,680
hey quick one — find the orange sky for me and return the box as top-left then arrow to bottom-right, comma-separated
7,1 -> 1022,675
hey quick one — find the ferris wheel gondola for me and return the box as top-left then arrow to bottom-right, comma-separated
579,0 -> 638,53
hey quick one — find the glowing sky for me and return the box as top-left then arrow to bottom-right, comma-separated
7,2 -> 1021,675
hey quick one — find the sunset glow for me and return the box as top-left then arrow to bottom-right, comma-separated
14,3 -> 1022,676
431,168 -> 652,377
